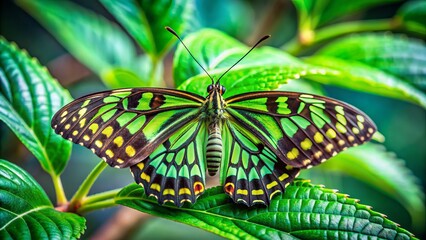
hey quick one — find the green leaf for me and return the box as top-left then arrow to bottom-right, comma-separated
101,0 -> 194,59
178,65 -> 333,98
102,55 -> 163,88
315,34 -> 426,90
396,1 -> 426,34
173,29 -> 302,87
0,37 -> 72,175
292,0 -> 401,28
116,181 -> 415,239
304,56 -> 426,108
17,0 -> 146,88
0,160 -> 86,239
307,143 -> 425,229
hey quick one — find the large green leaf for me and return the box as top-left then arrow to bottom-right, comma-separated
292,0 -> 401,28
17,0 -> 146,88
173,29 -> 303,87
315,34 -> 426,90
304,56 -> 426,108
0,37 -> 72,175
396,1 -> 426,34
101,0 -> 194,59
116,181 -> 415,239
178,65 -> 333,97
0,160 -> 86,239
303,143 -> 425,228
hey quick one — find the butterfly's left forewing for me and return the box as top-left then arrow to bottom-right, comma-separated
225,91 -> 376,169
51,88 -> 205,168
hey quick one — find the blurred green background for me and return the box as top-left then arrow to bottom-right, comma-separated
1,0 -> 424,239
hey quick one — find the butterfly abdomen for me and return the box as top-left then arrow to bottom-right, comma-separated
206,123 -> 222,176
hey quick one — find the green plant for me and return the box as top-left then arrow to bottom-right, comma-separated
1,0 -> 425,239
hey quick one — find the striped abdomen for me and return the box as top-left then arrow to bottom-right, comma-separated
206,123 -> 222,176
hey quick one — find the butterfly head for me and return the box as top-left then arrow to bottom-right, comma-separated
207,83 -> 226,95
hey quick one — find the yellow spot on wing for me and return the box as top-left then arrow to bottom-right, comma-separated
357,122 -> 364,130
136,162 -> 144,170
326,129 -> 336,139
336,123 -> 347,133
266,181 -> 278,189
113,136 -> 124,147
303,159 -> 311,165
150,183 -> 161,192
163,189 -> 175,196
325,144 -> 334,153
357,115 -> 365,122
300,138 -> 312,150
348,136 -> 355,142
252,189 -> 264,195
314,151 -> 323,159
287,148 -> 299,160
236,189 -> 248,195
338,140 -> 345,146
179,188 -> 191,195
105,149 -> 114,158
125,145 -> 136,157
141,172 -> 150,182
116,158 -> 124,164
83,135 -> 90,141
102,126 -> 114,138
95,140 -> 103,148
72,130 -> 79,136
352,127 -> 360,134
71,116 -> 77,122
336,114 -> 347,125
78,108 -> 87,116
64,124 -> 71,130
314,132 -> 323,143
368,128 -> 374,134
60,111 -> 68,117
89,123 -> 99,133
279,173 -> 289,181
79,118 -> 86,128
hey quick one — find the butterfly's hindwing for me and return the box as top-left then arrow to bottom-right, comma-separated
221,119 -> 300,206
130,119 -> 207,206
51,88 -> 205,168
226,92 -> 376,169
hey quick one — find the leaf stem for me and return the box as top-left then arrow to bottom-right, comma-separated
282,18 -> 397,55
77,199 -> 117,215
51,174 -> 67,205
82,189 -> 121,205
68,160 -> 108,212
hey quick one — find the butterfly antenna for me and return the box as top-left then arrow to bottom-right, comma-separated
216,34 -> 270,84
166,26 -> 215,84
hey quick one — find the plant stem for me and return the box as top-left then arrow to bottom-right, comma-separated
68,161 -> 108,212
82,189 -> 121,205
51,174 -> 67,205
282,18 -> 396,55
77,199 -> 117,215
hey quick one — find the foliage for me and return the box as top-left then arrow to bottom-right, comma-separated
0,0 -> 425,239
0,160 -> 85,239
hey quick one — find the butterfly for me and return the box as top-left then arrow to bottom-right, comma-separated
51,28 -> 376,207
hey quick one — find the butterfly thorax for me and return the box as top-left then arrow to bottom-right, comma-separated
204,84 -> 227,176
